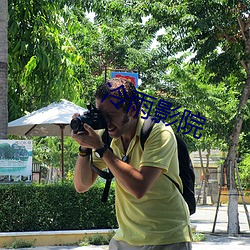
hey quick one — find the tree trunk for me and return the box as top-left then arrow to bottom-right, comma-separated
226,76 -> 250,235
227,159 -> 239,235
0,0 -> 8,139
205,149 -> 210,204
225,12 -> 250,235
198,148 -> 206,204
198,148 -> 211,205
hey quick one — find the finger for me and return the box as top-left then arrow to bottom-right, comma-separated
72,113 -> 80,119
71,133 -> 88,147
83,123 -> 95,135
70,130 -> 80,140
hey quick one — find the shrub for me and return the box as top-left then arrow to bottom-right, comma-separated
0,181 -> 117,232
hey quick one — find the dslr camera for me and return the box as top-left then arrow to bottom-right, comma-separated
70,104 -> 107,133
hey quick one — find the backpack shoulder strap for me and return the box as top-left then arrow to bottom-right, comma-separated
140,117 -> 155,150
140,118 -> 181,191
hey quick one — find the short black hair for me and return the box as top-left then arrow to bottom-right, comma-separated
95,78 -> 140,112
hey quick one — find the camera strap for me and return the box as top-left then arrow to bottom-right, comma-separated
90,160 -> 114,202
90,162 -> 113,180
90,128 -> 114,202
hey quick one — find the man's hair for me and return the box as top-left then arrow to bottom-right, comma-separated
95,78 -> 140,113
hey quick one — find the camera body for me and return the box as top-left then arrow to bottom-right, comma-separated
70,105 -> 107,133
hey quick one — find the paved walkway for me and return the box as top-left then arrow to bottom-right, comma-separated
191,204 -> 250,233
1,204 -> 250,250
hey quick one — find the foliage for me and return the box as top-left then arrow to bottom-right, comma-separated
32,136 -> 79,176
7,0 -> 164,176
79,231 -> 115,246
192,233 -> 206,242
94,5 -> 249,121
81,0 -> 250,149
161,58 -> 240,152
8,0 -> 100,121
80,231 -> 205,245
5,239 -> 33,249
0,182 -> 117,232
5,1 -> 158,175
238,154 -> 250,190
7,0 -> 157,122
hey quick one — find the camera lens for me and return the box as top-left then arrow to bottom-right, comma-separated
70,117 -> 82,132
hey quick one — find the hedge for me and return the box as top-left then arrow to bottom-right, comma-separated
0,181 -> 117,232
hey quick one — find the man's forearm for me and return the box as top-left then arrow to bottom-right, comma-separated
101,149 -> 162,199
74,155 -> 97,193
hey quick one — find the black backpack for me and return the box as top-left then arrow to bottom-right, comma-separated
91,117 -> 196,215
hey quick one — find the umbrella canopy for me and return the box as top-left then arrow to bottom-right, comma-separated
8,99 -> 87,178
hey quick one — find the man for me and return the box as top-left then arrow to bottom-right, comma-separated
71,78 -> 192,250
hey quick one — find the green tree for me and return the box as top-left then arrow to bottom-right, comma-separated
8,0 -> 90,120
163,57 -> 240,203
7,1 -> 159,177
0,0 -> 8,139
32,136 -> 79,180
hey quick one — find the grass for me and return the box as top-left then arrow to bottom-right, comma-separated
192,232 -> 206,242
4,231 -> 205,248
79,230 -> 115,246
5,239 -> 34,248
79,231 -> 206,246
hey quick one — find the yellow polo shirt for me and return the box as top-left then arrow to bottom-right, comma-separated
93,117 -> 192,246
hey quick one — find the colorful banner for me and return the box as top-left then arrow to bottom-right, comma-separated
111,72 -> 139,88
0,140 -> 32,176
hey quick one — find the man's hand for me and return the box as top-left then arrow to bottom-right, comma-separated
71,123 -> 103,150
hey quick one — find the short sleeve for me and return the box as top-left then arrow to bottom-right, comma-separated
139,122 -> 178,173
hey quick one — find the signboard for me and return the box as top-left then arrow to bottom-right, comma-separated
0,140 -> 32,176
111,72 -> 139,88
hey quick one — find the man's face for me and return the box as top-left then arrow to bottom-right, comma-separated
96,97 -> 130,138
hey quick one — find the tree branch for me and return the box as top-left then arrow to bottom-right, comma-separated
216,25 -> 230,41
240,60 -> 248,72
244,16 -> 250,32
237,16 -> 247,41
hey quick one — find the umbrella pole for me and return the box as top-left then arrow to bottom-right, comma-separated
60,125 -> 66,180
